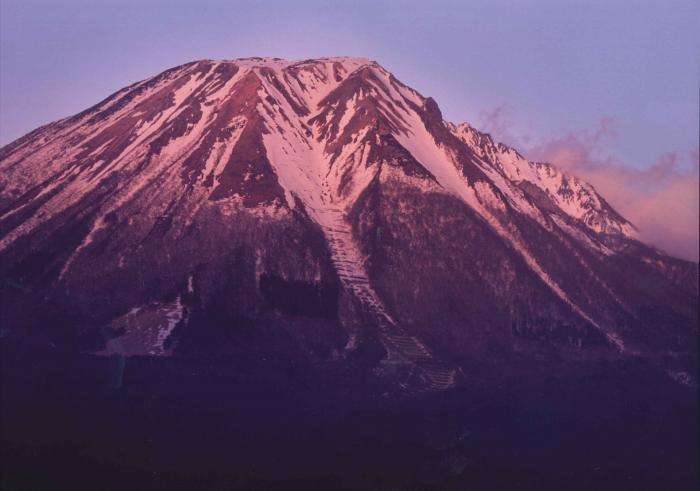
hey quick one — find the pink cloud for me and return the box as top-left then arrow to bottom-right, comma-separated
525,120 -> 699,261
478,104 -> 517,143
476,109 -> 698,261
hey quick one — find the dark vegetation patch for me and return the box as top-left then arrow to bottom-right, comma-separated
260,273 -> 339,320
1,339 -> 696,491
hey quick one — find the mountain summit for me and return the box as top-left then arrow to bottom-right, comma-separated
1,57 -> 696,394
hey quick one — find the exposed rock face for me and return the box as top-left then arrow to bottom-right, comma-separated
0,57 -> 697,392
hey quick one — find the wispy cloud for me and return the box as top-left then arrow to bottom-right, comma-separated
477,110 -> 699,261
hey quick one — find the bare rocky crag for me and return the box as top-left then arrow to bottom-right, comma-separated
1,57 -> 697,394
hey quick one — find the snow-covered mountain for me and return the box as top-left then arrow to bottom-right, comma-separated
1,57 -> 697,394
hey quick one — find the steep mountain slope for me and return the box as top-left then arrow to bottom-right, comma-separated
0,57 -> 697,393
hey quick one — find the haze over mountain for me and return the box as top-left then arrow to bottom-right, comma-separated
0,57 -> 697,394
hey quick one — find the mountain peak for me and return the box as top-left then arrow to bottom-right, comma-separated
218,55 -> 375,67
189,56 -> 379,77
0,56 -> 636,240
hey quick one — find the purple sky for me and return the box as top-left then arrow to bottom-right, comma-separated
1,0 -> 698,257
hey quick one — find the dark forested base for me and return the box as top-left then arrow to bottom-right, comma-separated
1,339 -> 697,491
